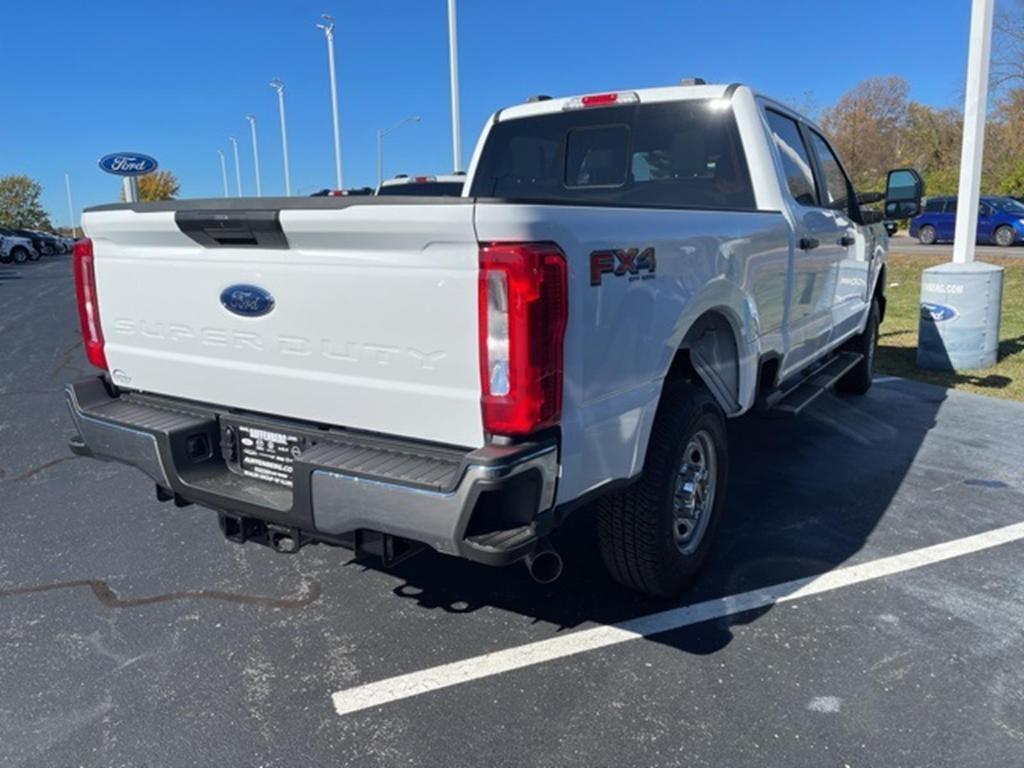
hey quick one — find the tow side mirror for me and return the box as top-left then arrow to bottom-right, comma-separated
884,168 -> 925,219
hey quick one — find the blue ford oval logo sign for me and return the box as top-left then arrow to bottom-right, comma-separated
98,152 -> 159,177
920,301 -> 960,323
220,284 -> 275,317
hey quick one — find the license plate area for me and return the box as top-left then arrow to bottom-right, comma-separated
223,420 -> 310,489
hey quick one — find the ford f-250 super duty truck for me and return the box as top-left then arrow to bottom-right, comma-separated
66,82 -> 923,596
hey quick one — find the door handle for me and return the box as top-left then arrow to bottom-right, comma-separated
838,235 -> 856,247
799,237 -> 820,251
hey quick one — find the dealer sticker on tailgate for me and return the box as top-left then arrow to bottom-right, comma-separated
237,425 -> 301,488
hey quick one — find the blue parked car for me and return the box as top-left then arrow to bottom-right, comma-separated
909,195 -> 1024,247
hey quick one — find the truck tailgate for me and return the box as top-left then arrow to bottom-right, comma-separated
84,200 -> 484,448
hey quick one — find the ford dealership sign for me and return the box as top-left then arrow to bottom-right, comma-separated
920,301 -> 960,323
98,152 -> 159,176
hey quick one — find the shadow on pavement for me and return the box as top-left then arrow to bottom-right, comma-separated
369,380 -> 947,653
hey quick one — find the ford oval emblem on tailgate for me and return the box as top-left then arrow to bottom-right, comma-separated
220,284 -> 275,317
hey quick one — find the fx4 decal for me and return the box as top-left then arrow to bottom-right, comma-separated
590,247 -> 657,286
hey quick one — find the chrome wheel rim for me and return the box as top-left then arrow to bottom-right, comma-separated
997,228 -> 1014,247
673,430 -> 717,555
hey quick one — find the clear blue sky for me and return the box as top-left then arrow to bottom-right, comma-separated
0,0 -> 984,227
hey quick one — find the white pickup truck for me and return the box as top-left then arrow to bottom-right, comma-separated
67,82 -> 923,596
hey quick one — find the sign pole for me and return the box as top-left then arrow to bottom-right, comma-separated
951,0 -> 995,265
917,0 -> 1003,372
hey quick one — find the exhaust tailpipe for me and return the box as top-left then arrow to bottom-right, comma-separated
524,540 -> 563,584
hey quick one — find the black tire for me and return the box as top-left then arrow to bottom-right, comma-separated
836,299 -> 880,395
918,225 -> 937,245
0,250 -> 11,264
994,225 -> 1016,248
27,248 -> 41,261
11,247 -> 28,264
597,383 -> 729,597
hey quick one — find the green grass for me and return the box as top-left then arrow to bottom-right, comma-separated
876,252 -> 1024,402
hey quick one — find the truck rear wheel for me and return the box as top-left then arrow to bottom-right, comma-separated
597,383 -> 728,597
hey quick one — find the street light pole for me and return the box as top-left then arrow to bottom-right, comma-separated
217,149 -> 229,197
270,79 -> 292,196
246,114 -> 262,197
228,136 -> 242,197
317,14 -> 344,189
64,172 -> 77,237
377,115 -> 421,187
447,0 -> 463,172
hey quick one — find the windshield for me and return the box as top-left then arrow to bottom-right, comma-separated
376,182 -> 465,197
469,99 -> 756,210
988,197 -> 1024,214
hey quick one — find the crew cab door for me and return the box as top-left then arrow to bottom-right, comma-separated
939,199 -> 958,241
976,201 -> 995,241
803,127 -> 871,340
763,108 -> 844,374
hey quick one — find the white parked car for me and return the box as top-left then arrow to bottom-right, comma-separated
65,81 -> 922,596
0,229 -> 38,264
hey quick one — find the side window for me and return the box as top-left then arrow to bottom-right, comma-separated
766,110 -> 817,206
924,199 -> 944,213
946,199 -> 958,214
807,131 -> 852,211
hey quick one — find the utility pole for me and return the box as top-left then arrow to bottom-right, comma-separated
246,114 -> 262,197
64,172 -> 77,237
447,0 -> 463,172
270,79 -> 292,196
217,149 -> 229,197
317,14 -> 344,189
229,136 -> 242,197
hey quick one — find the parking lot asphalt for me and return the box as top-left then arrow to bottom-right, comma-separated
2,257 -> 1024,767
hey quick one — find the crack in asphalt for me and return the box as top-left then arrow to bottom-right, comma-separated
0,578 -> 322,609
49,339 -> 84,378
1,454 -> 81,483
0,388 -> 63,397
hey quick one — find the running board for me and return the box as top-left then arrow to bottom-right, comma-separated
763,352 -> 862,416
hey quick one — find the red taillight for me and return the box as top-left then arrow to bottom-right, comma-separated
73,238 -> 107,370
478,243 -> 567,437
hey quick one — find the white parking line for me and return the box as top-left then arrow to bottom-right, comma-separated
332,521 -> 1024,716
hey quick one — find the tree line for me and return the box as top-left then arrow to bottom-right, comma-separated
0,171 -> 181,233
820,2 -> 1024,198
818,75 -> 1024,198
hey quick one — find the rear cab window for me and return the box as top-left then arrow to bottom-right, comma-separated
764,110 -> 818,207
376,182 -> 465,197
470,99 -> 756,210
